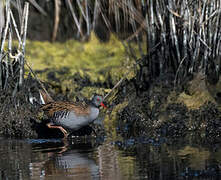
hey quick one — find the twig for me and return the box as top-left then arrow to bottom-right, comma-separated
104,74 -> 127,100
125,20 -> 146,42
28,0 -> 47,16
25,60 -> 52,101
104,42 -> 161,100
193,31 -> 212,51
167,6 -> 182,18
174,56 -> 187,87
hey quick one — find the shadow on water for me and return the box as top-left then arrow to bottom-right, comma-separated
0,136 -> 220,180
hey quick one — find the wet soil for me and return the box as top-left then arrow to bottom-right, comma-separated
0,75 -> 40,138
111,72 -> 221,144
0,68 -> 221,143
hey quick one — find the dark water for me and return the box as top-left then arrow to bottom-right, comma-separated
0,137 -> 220,180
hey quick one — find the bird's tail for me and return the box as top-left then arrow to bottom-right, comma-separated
39,89 -> 54,104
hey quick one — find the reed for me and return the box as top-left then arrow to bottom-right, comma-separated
63,0 -> 221,85
0,0 -> 29,94
1,0 -> 221,91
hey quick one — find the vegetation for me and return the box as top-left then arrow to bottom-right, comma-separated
0,2 -> 221,180
26,34 -> 128,83
1,0 -> 221,94
0,0 -> 221,141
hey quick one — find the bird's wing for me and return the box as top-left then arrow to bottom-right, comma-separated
40,101 -> 91,117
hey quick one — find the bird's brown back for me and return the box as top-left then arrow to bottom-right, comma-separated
40,101 -> 91,117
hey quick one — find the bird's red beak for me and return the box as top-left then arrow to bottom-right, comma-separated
100,102 -> 107,108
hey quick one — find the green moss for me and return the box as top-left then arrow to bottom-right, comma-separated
23,33 -> 140,98
26,33 -> 130,83
80,86 -> 107,98
177,91 -> 215,109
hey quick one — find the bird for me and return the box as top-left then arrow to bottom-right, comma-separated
39,90 -> 106,138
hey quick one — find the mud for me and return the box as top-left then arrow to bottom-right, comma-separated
0,67 -> 221,143
112,74 -> 221,144
0,75 -> 40,138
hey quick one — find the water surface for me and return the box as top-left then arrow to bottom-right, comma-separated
0,137 -> 220,180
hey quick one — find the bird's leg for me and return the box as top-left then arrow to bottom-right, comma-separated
46,123 -> 69,138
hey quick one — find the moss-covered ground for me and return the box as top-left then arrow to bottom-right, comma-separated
25,33 -> 137,99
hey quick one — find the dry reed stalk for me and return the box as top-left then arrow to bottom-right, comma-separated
66,0 -> 83,37
19,2 -> 29,88
52,0 -> 61,41
0,1 -> 10,89
0,0 -> 31,96
0,0 -> 4,41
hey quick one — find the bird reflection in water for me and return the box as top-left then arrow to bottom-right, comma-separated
29,138 -> 101,179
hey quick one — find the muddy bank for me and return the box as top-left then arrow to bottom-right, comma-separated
0,75 -> 40,138
109,72 -> 221,143
0,67 -> 221,141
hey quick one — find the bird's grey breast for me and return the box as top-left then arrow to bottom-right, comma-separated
52,109 -> 99,131
89,107 -> 99,121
